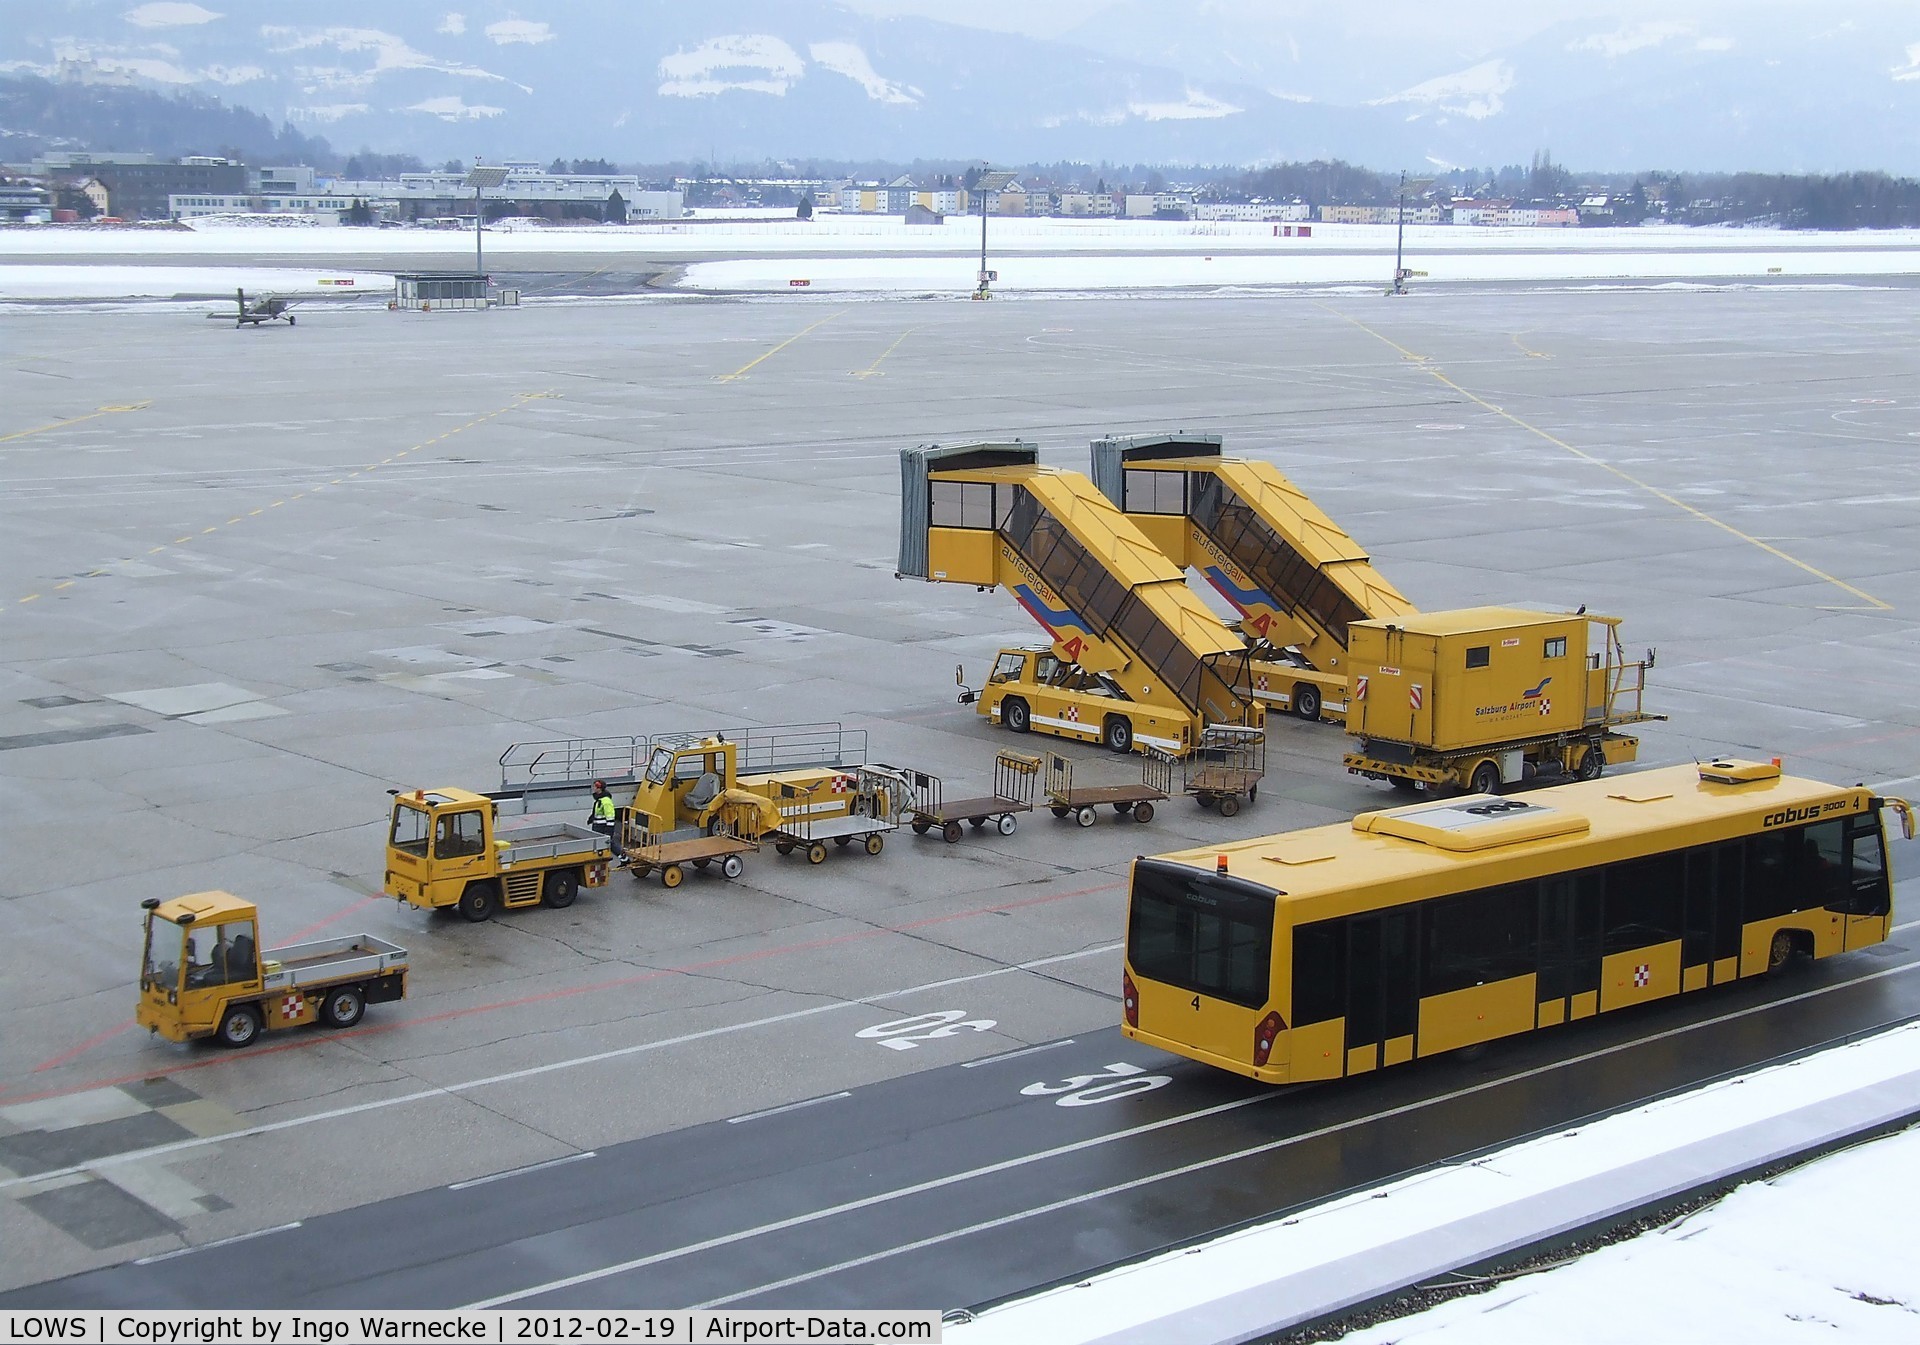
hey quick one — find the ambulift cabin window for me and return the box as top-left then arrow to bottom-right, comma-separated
1466,646 -> 1491,669
1544,637 -> 1568,659
1128,861 -> 1275,1010
930,480 -> 997,529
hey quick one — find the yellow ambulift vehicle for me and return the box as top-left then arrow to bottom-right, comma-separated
138,892 -> 408,1048
1094,433 -> 1662,792
899,442 -> 1262,757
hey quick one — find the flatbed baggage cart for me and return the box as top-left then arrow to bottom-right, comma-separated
622,796 -> 765,888
1182,725 -> 1266,818
1044,749 -> 1172,827
897,750 -> 1040,843
768,766 -> 909,863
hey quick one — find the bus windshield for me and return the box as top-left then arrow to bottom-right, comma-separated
1128,859 -> 1276,1010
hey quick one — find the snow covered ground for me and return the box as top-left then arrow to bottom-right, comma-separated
1,216 -> 1918,300
951,1020 -> 1920,1345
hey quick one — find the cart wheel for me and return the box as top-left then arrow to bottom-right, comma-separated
969,817 -> 985,830
775,840 -> 795,855
864,833 -> 884,856
1133,801 -> 1155,824
943,821 -> 963,843
1195,792 -> 1217,810
807,842 -> 828,865
1219,796 -> 1242,819
997,813 -> 1017,836
1112,802 -> 1131,814
911,820 -> 930,835
694,857 -> 711,870
721,854 -> 744,879
662,864 -> 685,889
1076,806 -> 1096,828
1248,783 -> 1258,801
629,862 -> 652,880
1051,806 -> 1069,818
834,836 -> 852,848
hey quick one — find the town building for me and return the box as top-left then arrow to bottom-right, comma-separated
32,152 -> 247,220
0,181 -> 53,222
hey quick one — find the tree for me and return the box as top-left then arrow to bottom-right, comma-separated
962,164 -> 981,191
796,193 -> 813,220
441,159 -> 466,174
549,158 -> 567,174
346,196 -> 374,226
604,189 -> 626,223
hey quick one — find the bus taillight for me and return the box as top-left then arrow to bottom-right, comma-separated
1253,1010 -> 1285,1066
1123,970 -> 1139,1028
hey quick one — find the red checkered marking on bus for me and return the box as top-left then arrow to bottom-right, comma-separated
1632,964 -> 1650,987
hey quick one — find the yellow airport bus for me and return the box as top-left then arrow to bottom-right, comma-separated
1121,760 -> 1912,1084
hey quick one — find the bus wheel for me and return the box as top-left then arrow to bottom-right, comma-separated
1767,930 -> 1804,972
457,881 -> 498,922
320,987 -> 365,1029
1468,762 -> 1501,796
216,1005 -> 261,1049
1003,698 -> 1031,733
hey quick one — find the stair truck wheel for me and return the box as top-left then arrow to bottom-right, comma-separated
1390,775 -> 1420,793
216,1004 -> 261,1049
543,869 -> 579,908
457,881 -> 498,923
1292,684 -> 1322,721
1103,716 -> 1134,754
722,854 -> 745,879
1003,698 -> 1031,733
320,987 -> 365,1028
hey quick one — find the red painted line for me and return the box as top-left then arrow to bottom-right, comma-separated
0,878 -> 1124,1107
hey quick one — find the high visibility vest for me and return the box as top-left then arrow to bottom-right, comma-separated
591,795 -> 616,822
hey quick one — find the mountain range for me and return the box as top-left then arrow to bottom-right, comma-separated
3,0 -> 1918,173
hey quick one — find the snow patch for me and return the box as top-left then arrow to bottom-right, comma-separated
1568,21 -> 1697,58
657,35 -> 804,98
41,43 -> 260,86
1128,90 -> 1241,121
438,13 -> 466,36
124,3 -> 221,28
807,41 -> 919,104
486,19 -> 553,46
405,95 -> 504,121
1373,60 -> 1513,120
288,103 -> 369,123
262,26 -> 529,92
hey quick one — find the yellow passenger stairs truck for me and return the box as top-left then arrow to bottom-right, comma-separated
899,442 -> 1262,755
138,891 -> 408,1048
1342,607 -> 1662,793
384,786 -> 614,922
1092,432 -> 1416,725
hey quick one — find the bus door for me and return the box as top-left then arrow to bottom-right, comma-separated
1343,909 -> 1416,1074
1538,871 -> 1602,1025
1684,842 -> 1745,987
1838,814 -> 1892,950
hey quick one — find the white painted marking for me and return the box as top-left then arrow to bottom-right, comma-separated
0,943 -> 1122,1194
962,1039 -> 1077,1068
134,1222 -> 302,1265
448,1151 -> 597,1190
474,955 -> 1920,1308
726,1093 -> 852,1125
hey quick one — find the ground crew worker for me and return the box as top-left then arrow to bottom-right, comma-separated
589,780 -> 624,862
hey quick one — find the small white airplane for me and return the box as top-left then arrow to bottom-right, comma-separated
208,288 -> 300,327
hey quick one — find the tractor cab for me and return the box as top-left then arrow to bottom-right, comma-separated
386,787 -> 496,892
631,737 -> 738,835
137,891 -> 263,1041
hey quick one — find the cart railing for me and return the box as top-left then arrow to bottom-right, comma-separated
1045,749 -> 1172,804
499,736 -> 646,793
1181,724 -> 1266,795
993,750 -> 1043,808
647,722 -> 867,775
768,766 -> 910,840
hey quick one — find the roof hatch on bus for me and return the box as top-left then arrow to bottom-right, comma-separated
1697,758 -> 1783,785
1352,797 -> 1589,852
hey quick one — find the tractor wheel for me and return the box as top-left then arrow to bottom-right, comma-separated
543,870 -> 579,909
319,987 -> 365,1029
216,1005 -> 261,1049
457,882 -> 498,923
